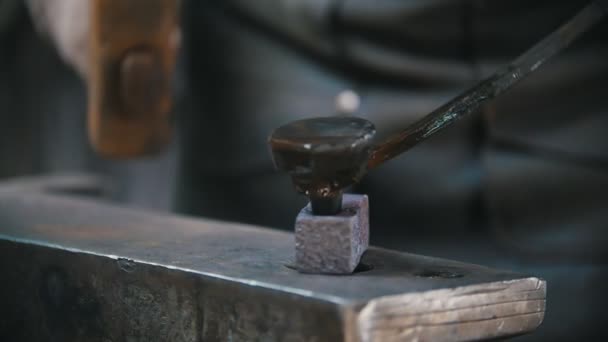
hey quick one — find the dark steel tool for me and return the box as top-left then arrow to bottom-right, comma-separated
270,117 -> 376,215
269,1 -> 607,215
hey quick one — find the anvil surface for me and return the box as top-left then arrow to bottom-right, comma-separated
0,183 -> 545,341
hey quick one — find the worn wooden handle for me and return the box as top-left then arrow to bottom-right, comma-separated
88,0 -> 180,158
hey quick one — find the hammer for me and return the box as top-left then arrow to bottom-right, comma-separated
269,2 -> 606,274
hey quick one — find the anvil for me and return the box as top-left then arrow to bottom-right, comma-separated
0,174 -> 545,341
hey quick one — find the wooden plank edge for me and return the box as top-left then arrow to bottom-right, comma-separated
351,277 -> 546,342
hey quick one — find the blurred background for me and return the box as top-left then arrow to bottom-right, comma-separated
0,0 -> 607,339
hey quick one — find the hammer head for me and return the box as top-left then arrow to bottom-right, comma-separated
269,117 -> 376,215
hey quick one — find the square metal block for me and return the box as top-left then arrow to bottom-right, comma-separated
295,194 -> 369,274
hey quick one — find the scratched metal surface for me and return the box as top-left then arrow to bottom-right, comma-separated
0,191 -> 526,303
0,234 -> 342,341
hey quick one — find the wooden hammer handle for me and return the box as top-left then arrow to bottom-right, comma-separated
88,0 -> 180,158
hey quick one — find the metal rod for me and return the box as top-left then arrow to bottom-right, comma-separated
309,191 -> 344,216
368,1 -> 607,169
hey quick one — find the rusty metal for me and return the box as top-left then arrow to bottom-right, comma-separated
88,0 -> 180,158
295,194 -> 369,274
0,176 -> 546,341
268,2 -> 606,204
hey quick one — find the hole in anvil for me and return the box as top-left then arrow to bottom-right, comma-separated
414,269 -> 464,279
284,262 -> 374,274
354,262 -> 374,273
